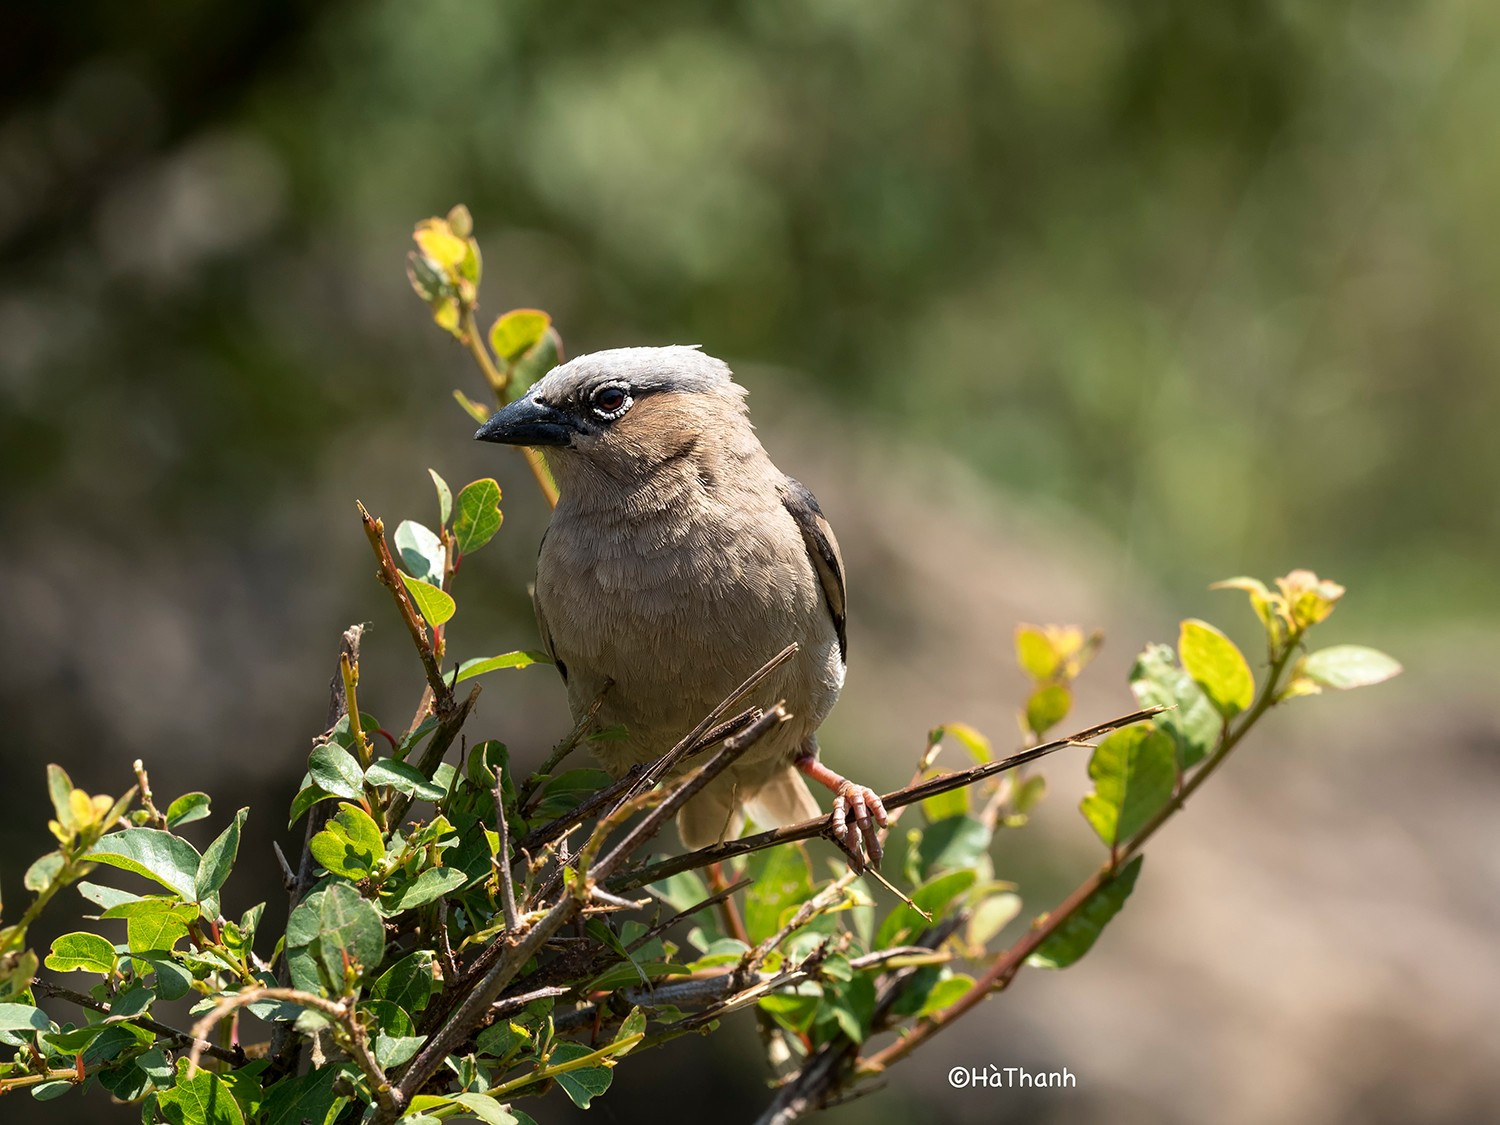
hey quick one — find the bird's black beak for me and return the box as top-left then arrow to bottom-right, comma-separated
474,397 -> 578,447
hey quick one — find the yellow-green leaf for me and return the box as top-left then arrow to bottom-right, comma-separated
1024,684 -> 1071,737
1178,619 -> 1254,717
45,932 -> 116,974
400,573 -> 455,627
489,309 -> 551,365
1015,625 -> 1059,681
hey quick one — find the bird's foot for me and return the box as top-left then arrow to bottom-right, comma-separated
831,780 -> 889,872
796,755 -> 888,872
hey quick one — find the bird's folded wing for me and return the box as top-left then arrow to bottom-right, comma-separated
778,475 -> 847,661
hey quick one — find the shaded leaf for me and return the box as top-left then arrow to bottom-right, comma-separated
0,1003 -> 50,1032
285,883 -> 384,993
379,867 -> 468,915
395,520 -> 445,585
1130,643 -> 1220,769
916,973 -> 975,1018
917,815 -> 991,876
1079,727 -> 1177,849
1028,855 -> 1144,969
370,951 -> 435,1015
744,844 -> 813,944
547,1042 -> 613,1110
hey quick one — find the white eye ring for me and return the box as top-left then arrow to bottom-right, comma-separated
590,383 -> 632,420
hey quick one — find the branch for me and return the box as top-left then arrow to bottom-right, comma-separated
357,501 -> 454,709
381,706 -> 787,1119
608,706 -> 1164,892
30,981 -> 242,1066
188,988 -> 398,1116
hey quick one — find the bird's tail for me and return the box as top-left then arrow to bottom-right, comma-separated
745,767 -> 822,831
674,767 -> 822,850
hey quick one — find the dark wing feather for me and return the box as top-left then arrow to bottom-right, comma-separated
779,476 -> 847,663
534,529 -> 567,682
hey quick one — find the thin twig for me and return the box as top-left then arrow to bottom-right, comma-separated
30,981 -> 242,1066
188,988 -> 398,1116
493,775 -> 519,932
608,707 -> 1164,892
357,502 -> 453,708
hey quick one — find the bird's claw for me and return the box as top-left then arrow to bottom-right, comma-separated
830,781 -> 888,872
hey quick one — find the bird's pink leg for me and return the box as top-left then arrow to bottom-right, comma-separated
795,753 -> 889,870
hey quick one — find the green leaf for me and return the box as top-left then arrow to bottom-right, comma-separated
1130,644 -> 1220,769
919,776 -> 968,822
1300,645 -> 1402,691
370,951 -> 435,1015
453,478 -> 503,556
88,828 -> 203,899
195,808 -> 248,900
876,869 -> 977,947
143,955 -> 193,1000
1015,625 -> 1060,681
107,982 -> 154,1020
308,742 -> 365,801
395,520 -> 446,585
917,815 -> 991,876
1028,855 -> 1144,969
23,851 -> 64,893
400,572 -> 456,628
825,972 -> 877,1043
102,897 -> 198,954
364,759 -> 445,801
379,867 -> 468,915
915,973 -> 975,1018
546,1042 -> 613,1109
1178,619 -> 1255,717
450,1091 -> 519,1124
309,803 -> 386,880
488,308 -> 551,364
285,883 -> 385,993
0,1003 -> 50,1031
45,931 -> 116,974
743,844 -> 813,944
1025,684 -> 1071,736
938,722 -> 991,763
508,325 -> 562,398
429,468 -> 453,526
260,1065 -> 339,1125
157,1059 -> 245,1125
165,793 -> 211,829
966,890 -> 1022,948
1079,727 -> 1177,849
454,651 -> 547,682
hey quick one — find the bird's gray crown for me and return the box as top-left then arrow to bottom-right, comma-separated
528,345 -> 746,405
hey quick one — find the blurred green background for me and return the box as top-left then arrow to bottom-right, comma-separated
3,2 -> 1497,1122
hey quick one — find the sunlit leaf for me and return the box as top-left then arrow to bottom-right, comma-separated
1025,684 -> 1071,736
1179,619 -> 1255,717
454,651 -> 547,682
399,573 -> 455,628
1130,643 -> 1220,769
1015,625 -> 1059,681
45,931 -> 116,974
1300,645 -> 1402,690
453,478 -> 503,556
309,803 -> 385,880
165,792 -> 211,829
489,309 -> 551,365
195,808 -> 248,900
88,829 -> 202,899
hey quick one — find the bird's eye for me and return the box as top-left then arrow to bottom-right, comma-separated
591,385 -> 630,418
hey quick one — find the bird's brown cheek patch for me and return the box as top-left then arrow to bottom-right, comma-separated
609,396 -> 710,462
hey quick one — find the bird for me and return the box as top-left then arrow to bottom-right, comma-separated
474,345 -> 888,867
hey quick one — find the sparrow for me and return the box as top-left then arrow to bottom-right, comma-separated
476,346 -> 887,865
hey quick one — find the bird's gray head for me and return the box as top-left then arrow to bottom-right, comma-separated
473,346 -> 750,462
